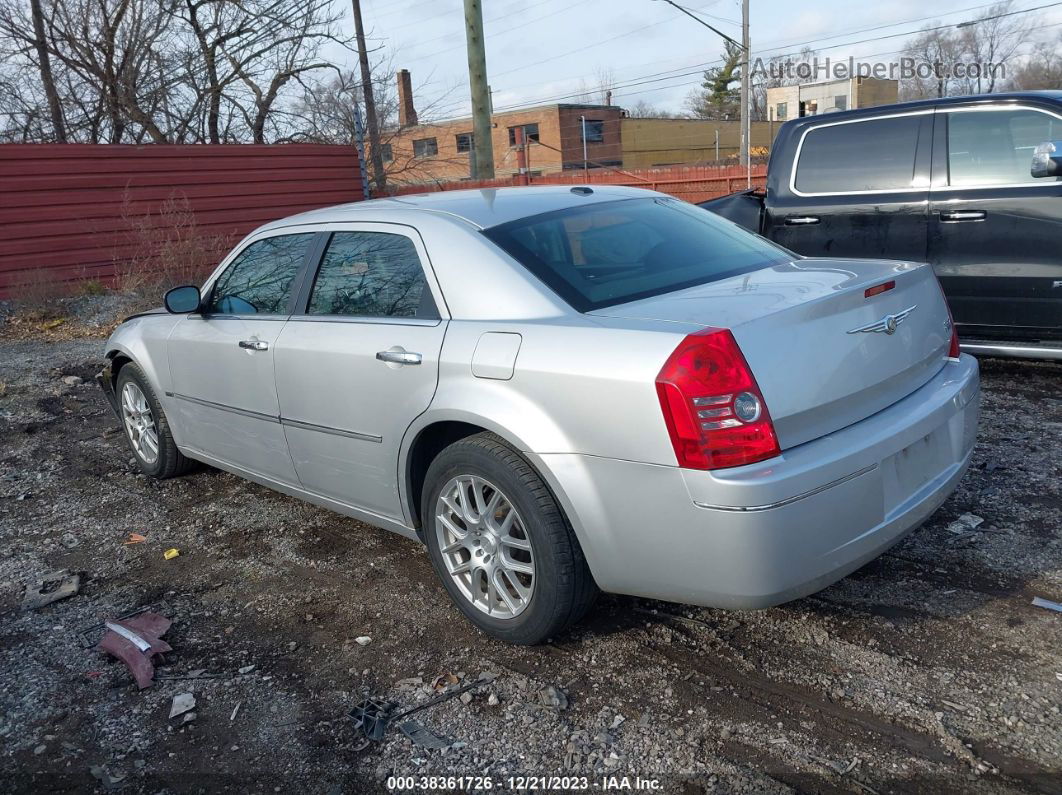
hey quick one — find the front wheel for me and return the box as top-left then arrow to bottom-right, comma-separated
421,433 -> 596,644
115,363 -> 195,479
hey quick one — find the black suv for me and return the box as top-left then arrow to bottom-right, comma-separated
701,91 -> 1062,359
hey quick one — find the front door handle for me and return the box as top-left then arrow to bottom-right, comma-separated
784,216 -> 820,225
238,339 -> 269,351
940,209 -> 986,222
376,349 -> 422,365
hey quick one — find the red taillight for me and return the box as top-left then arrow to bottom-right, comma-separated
935,278 -> 961,359
655,328 -> 781,470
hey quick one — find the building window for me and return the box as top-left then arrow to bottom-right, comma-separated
507,123 -> 540,146
455,132 -> 474,153
775,102 -> 787,120
834,95 -> 848,111
582,119 -> 605,143
412,137 -> 438,157
379,143 -> 393,162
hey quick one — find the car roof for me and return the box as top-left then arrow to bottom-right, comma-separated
260,184 -> 658,232
780,90 -> 1062,127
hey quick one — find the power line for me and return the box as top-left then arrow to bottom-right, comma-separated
488,0 -> 1062,112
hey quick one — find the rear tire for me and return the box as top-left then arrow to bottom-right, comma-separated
115,363 -> 195,479
421,432 -> 597,644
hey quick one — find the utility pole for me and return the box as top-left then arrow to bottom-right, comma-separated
352,0 -> 385,192
740,0 -> 750,186
653,0 -> 749,181
463,0 -> 495,179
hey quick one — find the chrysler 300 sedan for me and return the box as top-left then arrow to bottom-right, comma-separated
98,186 -> 980,644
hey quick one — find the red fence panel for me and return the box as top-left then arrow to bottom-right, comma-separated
378,163 -> 767,204
0,143 -> 362,296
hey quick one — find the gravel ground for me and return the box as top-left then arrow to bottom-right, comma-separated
0,337 -> 1060,794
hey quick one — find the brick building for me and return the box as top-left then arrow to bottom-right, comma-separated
378,70 -> 623,184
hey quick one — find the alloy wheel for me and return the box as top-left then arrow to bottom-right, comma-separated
121,381 -> 159,465
434,474 -> 535,619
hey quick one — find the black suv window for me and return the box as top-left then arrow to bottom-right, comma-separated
947,108 -> 1062,186
795,114 -> 923,194
307,231 -> 431,318
207,233 -> 312,315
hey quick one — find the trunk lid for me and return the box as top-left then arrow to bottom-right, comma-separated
589,258 -> 953,449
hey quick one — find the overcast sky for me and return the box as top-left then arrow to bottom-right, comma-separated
349,0 -> 1062,120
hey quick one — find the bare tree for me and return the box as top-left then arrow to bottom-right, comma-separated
1007,33 -> 1062,89
900,2 -> 1031,99
28,0 -> 65,140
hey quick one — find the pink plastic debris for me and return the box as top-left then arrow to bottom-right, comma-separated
96,612 -> 172,689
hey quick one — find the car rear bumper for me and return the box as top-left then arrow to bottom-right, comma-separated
531,354 -> 980,608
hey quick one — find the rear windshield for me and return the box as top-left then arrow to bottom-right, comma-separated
482,197 -> 790,312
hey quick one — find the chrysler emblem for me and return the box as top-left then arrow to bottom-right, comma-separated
847,305 -> 917,336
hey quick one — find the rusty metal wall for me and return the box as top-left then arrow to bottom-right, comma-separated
379,163 -> 768,204
0,144 -> 362,296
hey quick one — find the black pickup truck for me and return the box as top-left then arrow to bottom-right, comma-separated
701,91 -> 1062,359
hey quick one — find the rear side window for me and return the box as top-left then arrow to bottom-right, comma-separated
795,115 -> 923,194
482,198 -> 790,312
307,231 -> 431,318
207,233 -> 313,315
947,108 -> 1062,186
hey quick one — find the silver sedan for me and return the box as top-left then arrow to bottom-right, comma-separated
98,186 -> 980,644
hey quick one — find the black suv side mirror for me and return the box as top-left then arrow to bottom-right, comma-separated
1031,140 -> 1062,178
164,285 -> 202,314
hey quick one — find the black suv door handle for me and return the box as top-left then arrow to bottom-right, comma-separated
784,216 -> 820,225
940,209 -> 986,223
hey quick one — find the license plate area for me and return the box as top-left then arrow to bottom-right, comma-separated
882,426 -> 952,516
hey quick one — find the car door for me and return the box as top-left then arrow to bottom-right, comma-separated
273,224 -> 447,521
765,110 -> 932,264
166,230 -> 319,484
928,103 -> 1062,340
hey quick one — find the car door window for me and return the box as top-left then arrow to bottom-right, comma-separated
947,108 -> 1062,186
795,115 -> 923,194
207,233 -> 313,315
307,231 -> 431,318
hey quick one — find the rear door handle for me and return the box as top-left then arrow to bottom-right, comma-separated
940,209 -> 986,222
238,339 -> 269,351
376,349 -> 422,365
784,216 -> 820,225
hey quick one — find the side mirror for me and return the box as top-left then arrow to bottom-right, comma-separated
1031,140 -> 1062,178
164,285 -> 201,314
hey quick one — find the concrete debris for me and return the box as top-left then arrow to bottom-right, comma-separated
354,636 -> 372,646
169,693 -> 196,720
946,513 -> 984,534
21,570 -> 81,610
89,765 -> 126,790
538,686 -> 569,710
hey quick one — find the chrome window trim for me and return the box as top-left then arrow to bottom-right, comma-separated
284,315 -> 441,328
789,109 -> 935,198
789,104 -> 1062,198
